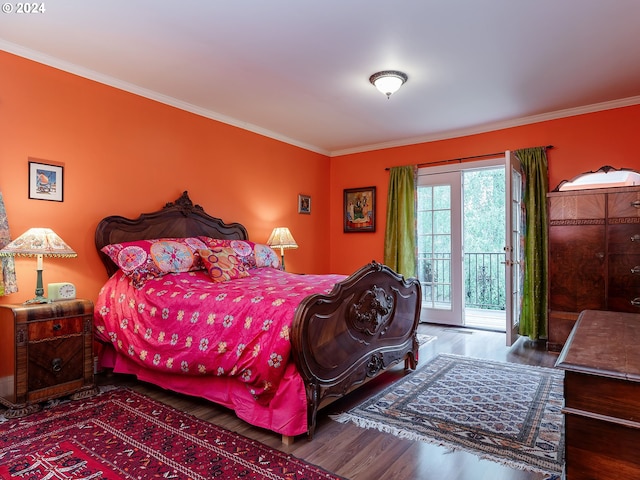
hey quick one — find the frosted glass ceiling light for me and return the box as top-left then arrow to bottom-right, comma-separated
369,70 -> 408,98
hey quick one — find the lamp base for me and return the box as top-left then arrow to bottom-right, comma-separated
24,266 -> 51,304
24,295 -> 51,304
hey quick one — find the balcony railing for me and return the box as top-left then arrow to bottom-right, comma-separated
417,252 -> 506,311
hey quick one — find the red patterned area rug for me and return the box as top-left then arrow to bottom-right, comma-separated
0,388 -> 343,480
333,354 -> 564,478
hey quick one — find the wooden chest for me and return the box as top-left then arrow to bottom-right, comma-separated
0,299 -> 97,417
556,310 -> 640,479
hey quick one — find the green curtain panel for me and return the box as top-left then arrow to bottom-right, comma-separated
384,166 -> 417,278
515,147 -> 549,340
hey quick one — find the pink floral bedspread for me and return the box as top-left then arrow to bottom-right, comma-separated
94,268 -> 345,404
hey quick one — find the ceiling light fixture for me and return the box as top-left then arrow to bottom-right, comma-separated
369,70 -> 408,98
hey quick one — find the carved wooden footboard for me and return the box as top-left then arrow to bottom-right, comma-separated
291,261 -> 422,438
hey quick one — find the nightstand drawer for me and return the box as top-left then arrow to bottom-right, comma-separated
28,316 -> 84,341
29,334 -> 84,391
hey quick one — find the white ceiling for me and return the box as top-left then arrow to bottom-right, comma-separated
2,0 -> 640,156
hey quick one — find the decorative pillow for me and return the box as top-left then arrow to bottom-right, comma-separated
199,247 -> 251,282
198,237 -> 280,269
254,243 -> 280,269
101,237 -> 208,287
199,237 -> 257,268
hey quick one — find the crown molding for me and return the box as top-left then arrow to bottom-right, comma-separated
330,95 -> 640,157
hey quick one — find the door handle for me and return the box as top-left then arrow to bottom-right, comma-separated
501,260 -> 521,267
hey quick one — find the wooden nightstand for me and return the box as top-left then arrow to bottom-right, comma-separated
0,299 -> 98,418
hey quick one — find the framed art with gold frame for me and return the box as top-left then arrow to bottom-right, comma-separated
343,186 -> 375,232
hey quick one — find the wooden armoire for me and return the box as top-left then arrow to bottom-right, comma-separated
547,168 -> 640,352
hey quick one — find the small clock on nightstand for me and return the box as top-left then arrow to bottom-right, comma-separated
48,282 -> 76,301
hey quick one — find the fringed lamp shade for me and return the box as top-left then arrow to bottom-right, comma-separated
0,228 -> 76,303
266,227 -> 298,271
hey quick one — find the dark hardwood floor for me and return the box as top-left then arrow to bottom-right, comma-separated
97,323 -> 560,480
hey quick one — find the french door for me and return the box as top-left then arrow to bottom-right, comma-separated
504,150 -> 524,346
417,155 -> 524,344
417,171 -> 463,325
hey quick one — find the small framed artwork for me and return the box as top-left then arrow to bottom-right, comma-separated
29,160 -> 64,202
298,194 -> 311,214
344,186 -> 376,232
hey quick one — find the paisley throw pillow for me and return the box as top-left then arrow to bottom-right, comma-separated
199,247 -> 251,282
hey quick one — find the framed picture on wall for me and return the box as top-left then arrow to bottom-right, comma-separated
28,160 -> 64,202
344,186 -> 376,232
298,194 -> 311,214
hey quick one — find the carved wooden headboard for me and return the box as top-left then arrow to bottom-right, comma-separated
95,191 -> 248,277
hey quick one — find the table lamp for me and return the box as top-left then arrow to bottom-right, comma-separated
266,227 -> 298,271
0,227 -> 77,304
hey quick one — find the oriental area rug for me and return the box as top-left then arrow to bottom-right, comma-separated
333,354 -> 565,477
0,387 -> 343,480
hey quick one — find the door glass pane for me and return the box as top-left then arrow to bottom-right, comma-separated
417,235 -> 433,255
418,187 -> 432,209
462,168 -> 506,312
433,186 -> 450,209
433,210 -> 451,234
434,234 -> 451,253
417,185 -> 452,311
511,168 -> 523,329
417,210 -> 433,235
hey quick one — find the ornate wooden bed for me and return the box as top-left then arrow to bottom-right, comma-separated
94,191 -> 421,442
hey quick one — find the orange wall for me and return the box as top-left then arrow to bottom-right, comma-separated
329,104 -> 640,273
0,51 -> 330,306
2,49 -> 640,297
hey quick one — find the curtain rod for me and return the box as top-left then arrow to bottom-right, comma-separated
384,145 -> 554,171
